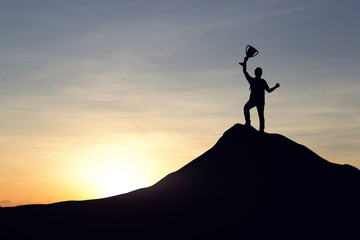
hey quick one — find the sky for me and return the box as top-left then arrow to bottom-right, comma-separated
0,0 -> 359,207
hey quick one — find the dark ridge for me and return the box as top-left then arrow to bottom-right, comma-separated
1,124 -> 359,239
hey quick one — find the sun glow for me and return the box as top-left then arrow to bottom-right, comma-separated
91,160 -> 146,197
81,145 -> 152,198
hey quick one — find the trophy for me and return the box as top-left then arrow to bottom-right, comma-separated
239,45 -> 259,66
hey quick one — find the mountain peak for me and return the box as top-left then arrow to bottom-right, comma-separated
2,124 -> 360,239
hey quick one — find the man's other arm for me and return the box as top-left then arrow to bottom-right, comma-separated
265,82 -> 280,93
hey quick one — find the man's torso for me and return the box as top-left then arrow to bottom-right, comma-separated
249,78 -> 266,103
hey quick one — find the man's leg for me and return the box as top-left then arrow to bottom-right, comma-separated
256,104 -> 265,132
244,100 -> 255,126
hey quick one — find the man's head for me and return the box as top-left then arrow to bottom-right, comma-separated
255,67 -> 262,78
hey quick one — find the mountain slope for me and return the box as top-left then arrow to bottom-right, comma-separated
1,124 -> 360,239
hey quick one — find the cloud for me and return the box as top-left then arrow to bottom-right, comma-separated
0,200 -> 12,207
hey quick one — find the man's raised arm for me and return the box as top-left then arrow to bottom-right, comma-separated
239,57 -> 251,81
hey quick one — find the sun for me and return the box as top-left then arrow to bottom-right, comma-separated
80,145 -> 151,198
91,161 -> 146,197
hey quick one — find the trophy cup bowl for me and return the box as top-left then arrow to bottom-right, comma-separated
239,45 -> 259,66
245,45 -> 259,58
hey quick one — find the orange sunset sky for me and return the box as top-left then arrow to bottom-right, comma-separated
0,0 -> 359,207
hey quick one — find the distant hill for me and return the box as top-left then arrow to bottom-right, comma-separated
1,124 -> 360,239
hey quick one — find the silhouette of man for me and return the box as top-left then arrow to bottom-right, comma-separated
240,56 -> 280,132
